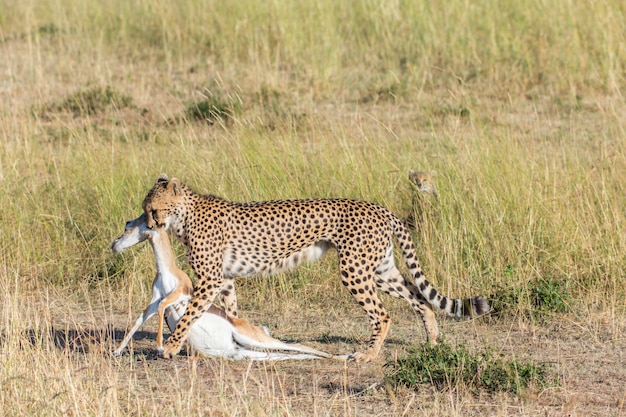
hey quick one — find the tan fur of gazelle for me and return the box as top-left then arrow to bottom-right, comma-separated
111,213 -> 343,360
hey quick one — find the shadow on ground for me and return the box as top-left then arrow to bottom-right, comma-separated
19,327 -> 158,355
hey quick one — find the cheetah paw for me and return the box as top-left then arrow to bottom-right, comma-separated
348,349 -> 381,362
347,352 -> 370,362
159,342 -> 181,359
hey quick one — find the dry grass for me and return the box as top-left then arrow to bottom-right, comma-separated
1,0 -> 626,415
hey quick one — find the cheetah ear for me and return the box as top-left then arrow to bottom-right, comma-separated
156,174 -> 169,184
169,178 -> 182,195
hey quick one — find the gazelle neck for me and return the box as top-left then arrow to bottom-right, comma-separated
147,228 -> 194,296
148,229 -> 178,274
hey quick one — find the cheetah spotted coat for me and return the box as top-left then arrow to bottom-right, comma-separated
142,175 -> 489,361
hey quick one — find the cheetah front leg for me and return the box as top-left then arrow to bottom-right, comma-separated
160,256 -> 225,358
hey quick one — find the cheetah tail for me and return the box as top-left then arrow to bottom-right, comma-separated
392,217 -> 490,319
424,289 -> 491,319
456,295 -> 491,318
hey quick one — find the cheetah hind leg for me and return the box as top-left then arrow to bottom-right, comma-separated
348,316 -> 391,362
220,277 -> 238,317
374,265 -> 439,345
341,271 -> 392,362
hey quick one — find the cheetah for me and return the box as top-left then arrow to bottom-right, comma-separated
408,170 -> 438,199
111,213 -> 341,360
406,170 -> 439,230
142,174 -> 489,361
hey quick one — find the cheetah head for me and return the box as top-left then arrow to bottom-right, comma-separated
142,174 -> 184,229
408,170 -> 435,194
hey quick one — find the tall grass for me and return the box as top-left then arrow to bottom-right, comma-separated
2,97 -> 624,307
2,0 -> 624,96
1,0 -> 625,415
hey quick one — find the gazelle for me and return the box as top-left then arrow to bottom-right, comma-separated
111,213 -> 341,360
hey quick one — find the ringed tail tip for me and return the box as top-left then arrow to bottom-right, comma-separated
459,296 -> 490,318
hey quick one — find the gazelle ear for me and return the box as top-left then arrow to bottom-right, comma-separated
169,178 -> 182,195
156,173 -> 169,184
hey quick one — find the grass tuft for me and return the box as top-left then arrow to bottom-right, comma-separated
491,276 -> 571,321
37,85 -> 133,118
184,92 -> 241,125
384,341 -> 557,395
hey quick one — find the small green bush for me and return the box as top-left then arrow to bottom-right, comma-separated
36,85 -> 133,117
185,94 -> 241,125
384,341 -> 557,395
57,86 -> 132,116
491,274 -> 571,321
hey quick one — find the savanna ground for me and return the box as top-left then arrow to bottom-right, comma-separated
1,0 -> 625,415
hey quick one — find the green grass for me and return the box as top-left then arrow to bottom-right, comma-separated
2,0 -> 624,96
184,92 -> 242,125
491,275 -> 572,321
39,85 -> 133,117
384,341 -> 557,395
0,0 -> 625,415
